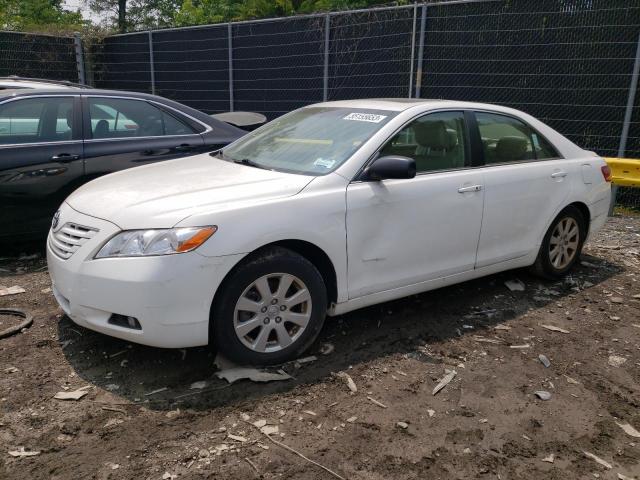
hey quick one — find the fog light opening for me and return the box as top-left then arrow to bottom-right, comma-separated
108,314 -> 142,330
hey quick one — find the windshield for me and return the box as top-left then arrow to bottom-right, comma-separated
220,107 -> 397,175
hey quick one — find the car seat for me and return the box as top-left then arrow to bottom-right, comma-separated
494,135 -> 529,163
413,120 -> 461,171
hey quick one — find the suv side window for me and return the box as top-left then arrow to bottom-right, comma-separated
88,97 -> 196,140
475,112 -> 560,163
380,111 -> 467,173
0,97 -> 74,145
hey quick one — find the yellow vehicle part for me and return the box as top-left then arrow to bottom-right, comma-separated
604,157 -> 640,187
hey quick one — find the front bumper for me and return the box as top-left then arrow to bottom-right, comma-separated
47,203 -> 245,348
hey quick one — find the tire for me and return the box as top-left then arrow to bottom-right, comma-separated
211,246 -> 327,365
530,205 -> 586,279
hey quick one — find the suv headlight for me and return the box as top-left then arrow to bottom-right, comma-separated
95,226 -> 217,258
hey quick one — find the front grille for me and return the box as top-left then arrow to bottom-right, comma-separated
50,223 -> 99,259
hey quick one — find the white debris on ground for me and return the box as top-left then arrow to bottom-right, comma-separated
214,354 -> 292,384
504,279 -> 526,292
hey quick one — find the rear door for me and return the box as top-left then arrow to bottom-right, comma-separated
472,111 -> 573,268
82,95 -> 206,179
0,95 -> 83,239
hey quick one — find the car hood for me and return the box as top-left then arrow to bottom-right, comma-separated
66,154 -> 315,229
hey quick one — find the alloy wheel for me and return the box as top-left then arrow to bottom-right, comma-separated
549,216 -> 580,269
233,273 -> 312,353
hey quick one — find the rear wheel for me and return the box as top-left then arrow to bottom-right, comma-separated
531,205 -> 586,279
212,247 -> 327,365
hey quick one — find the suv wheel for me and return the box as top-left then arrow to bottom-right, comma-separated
212,247 -> 327,365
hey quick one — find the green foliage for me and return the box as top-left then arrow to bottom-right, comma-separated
0,0 -> 86,33
173,0 -> 231,27
4,0 -> 411,33
169,0 -> 410,28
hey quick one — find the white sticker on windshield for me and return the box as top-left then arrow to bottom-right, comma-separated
343,112 -> 387,123
314,158 -> 335,169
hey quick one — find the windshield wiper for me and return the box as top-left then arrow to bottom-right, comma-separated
233,158 -> 268,170
213,150 -> 268,170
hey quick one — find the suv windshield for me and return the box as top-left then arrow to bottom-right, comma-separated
221,107 -> 396,175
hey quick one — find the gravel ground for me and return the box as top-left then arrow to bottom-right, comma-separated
1,215 -> 639,479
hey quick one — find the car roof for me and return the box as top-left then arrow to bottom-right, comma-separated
0,77 -> 89,89
308,98 -> 517,113
0,88 -> 149,99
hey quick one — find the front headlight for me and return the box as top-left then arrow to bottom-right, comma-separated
95,226 -> 217,259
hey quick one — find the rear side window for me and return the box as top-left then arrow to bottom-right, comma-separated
0,97 -> 74,145
88,97 -> 196,139
531,131 -> 560,159
476,112 -> 560,164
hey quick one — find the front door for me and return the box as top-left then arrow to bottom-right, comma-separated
0,95 -> 84,240
82,96 -> 205,180
346,110 -> 484,299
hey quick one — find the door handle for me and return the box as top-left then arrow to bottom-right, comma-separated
551,171 -> 568,178
458,184 -> 483,193
173,144 -> 193,152
51,154 -> 80,163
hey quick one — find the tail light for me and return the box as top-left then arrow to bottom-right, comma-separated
601,164 -> 612,182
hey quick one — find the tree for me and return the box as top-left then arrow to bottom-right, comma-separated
85,0 -> 410,32
88,0 -> 183,32
173,0 -> 410,27
0,0 -> 85,33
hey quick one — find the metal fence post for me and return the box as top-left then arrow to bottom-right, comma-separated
148,31 -> 156,95
609,32 -> 640,215
228,23 -> 234,112
408,3 -> 417,98
414,5 -> 427,99
323,14 -> 330,102
73,33 -> 85,85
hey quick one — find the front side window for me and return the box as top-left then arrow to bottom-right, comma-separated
475,112 -> 559,164
221,107 -> 397,175
88,97 -> 195,140
380,111 -> 467,173
0,97 -> 74,145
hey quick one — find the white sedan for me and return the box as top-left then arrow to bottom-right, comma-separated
47,99 -> 611,364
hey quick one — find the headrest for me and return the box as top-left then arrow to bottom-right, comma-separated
495,136 -> 528,162
414,120 -> 456,150
94,119 -> 109,138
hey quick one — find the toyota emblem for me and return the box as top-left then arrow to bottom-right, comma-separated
52,210 -> 61,231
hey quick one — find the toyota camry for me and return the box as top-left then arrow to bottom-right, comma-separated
47,99 -> 611,365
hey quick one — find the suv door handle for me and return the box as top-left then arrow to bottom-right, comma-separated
458,184 -> 483,193
173,144 -> 193,152
51,154 -> 80,163
551,171 -> 568,178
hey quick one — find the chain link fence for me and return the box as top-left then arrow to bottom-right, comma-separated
87,1 -> 640,157
421,1 -> 639,158
0,30 -> 78,81
2,1 -> 640,208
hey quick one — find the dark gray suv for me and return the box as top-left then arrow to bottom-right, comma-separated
0,88 -> 245,241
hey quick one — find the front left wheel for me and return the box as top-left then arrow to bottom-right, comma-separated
211,247 -> 327,365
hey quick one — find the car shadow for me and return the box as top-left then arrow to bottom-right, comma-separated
57,253 -> 623,411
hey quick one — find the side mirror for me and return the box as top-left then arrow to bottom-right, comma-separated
363,155 -> 416,181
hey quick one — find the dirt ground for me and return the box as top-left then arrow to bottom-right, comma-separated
1,216 -> 639,480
